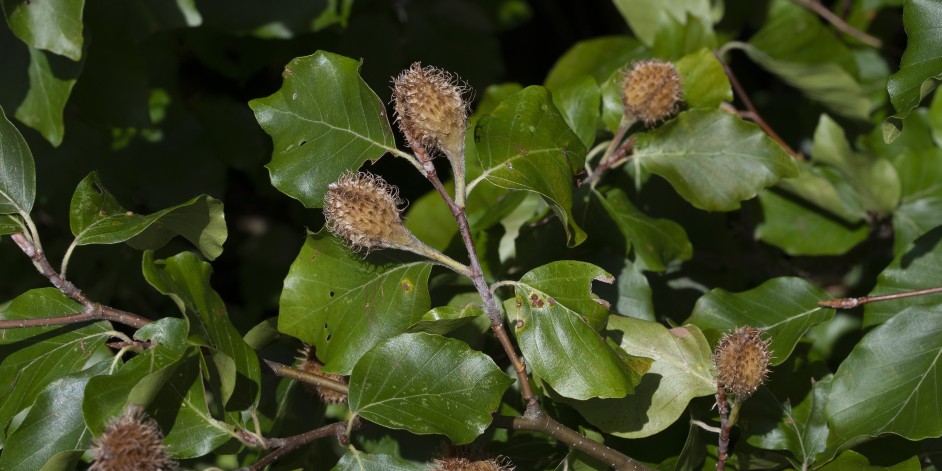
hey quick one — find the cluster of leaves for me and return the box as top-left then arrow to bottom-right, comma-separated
2,0 -> 942,470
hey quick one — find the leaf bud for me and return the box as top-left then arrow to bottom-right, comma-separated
297,344 -> 348,404
621,59 -> 683,127
323,171 -> 417,252
392,63 -> 468,177
89,405 -> 178,471
712,326 -> 772,399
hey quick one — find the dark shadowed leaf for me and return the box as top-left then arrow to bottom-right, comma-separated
544,36 -> 647,90
278,231 -> 433,374
565,318 -> 715,438
0,213 -> 24,235
687,277 -> 834,365
0,362 -> 108,471
471,86 -> 588,246
634,109 -> 798,211
69,172 -> 226,260
13,48 -> 82,147
508,261 -> 651,400
142,252 -> 260,408
250,51 -> 397,208
863,226 -> 942,327
828,306 -> 942,449
332,449 -> 424,470
891,147 -> 942,254
885,0 -> 942,142
611,0 -> 715,48
819,452 -> 920,471
756,188 -> 868,256
594,187 -> 691,272
742,378 -> 832,468
349,332 -> 512,444
0,106 -> 35,215
1,0 -> 84,60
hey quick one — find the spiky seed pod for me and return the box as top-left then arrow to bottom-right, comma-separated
297,344 -> 348,404
429,444 -> 515,471
713,326 -> 772,399
621,59 -> 683,127
323,171 -> 418,252
89,405 -> 178,471
392,63 -> 468,157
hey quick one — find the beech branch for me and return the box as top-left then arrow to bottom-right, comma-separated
263,359 -> 350,395
0,233 -> 151,330
715,388 -> 731,471
819,286 -> 942,309
491,415 -> 654,471
242,419 -> 361,471
792,0 -> 882,48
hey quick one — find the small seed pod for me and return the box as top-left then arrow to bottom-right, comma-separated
429,444 -> 515,471
713,326 -> 772,399
297,344 -> 348,404
90,405 -> 178,471
323,171 -> 417,252
621,59 -> 683,127
392,62 -> 468,168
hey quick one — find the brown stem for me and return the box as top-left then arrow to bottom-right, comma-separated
244,419 -> 360,471
712,51 -> 804,161
3,233 -> 151,329
263,359 -> 350,395
819,286 -> 942,309
582,136 -> 637,188
492,414 -> 653,471
716,388 -> 730,471
793,0 -> 882,48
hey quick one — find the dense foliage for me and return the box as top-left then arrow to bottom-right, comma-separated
2,0 -> 942,470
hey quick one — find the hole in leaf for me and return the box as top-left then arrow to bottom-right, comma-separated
299,140 -> 307,147
328,290 -> 334,297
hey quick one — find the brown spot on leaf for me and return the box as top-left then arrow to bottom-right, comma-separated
401,279 -> 413,292
529,293 -> 544,308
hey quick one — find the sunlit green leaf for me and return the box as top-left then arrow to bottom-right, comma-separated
551,75 -> 600,148
565,317 -> 715,438
0,362 -> 108,471
828,306 -> 942,448
651,12 -> 716,60
408,303 -> 485,336
634,109 -> 798,211
142,251 -> 260,409
594,187 -> 692,272
0,106 -> 35,216
611,0 -> 714,48
674,48 -> 731,109
863,226 -> 942,327
278,230 -> 433,374
250,51 -> 397,208
349,332 -> 512,444
14,48 -> 81,147
687,277 -> 834,365
69,172 -> 227,260
508,261 -> 651,400
1,0 -> 84,60
471,86 -> 588,246
884,0 -> 942,141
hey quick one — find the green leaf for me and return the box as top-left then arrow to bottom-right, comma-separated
551,75 -> 600,148
348,332 -> 512,444
508,261 -> 651,400
827,306 -> 942,447
149,353 -> 234,458
634,109 -> 798,211
544,36 -> 647,90
278,231 -> 433,374
755,189 -> 868,256
332,449 -> 424,471
863,226 -> 942,327
471,86 -> 588,246
0,362 -> 108,471
885,0 -> 942,140
82,318 -> 189,434
611,259 -> 655,321
686,277 -> 834,365
14,47 -> 81,147
142,251 -> 260,409
742,377 -> 832,468
611,0 -> 715,48
0,106 -> 35,216
817,451 -> 920,471
742,0 -> 869,120
0,213 -> 24,235
0,296 -> 111,445
811,115 -> 900,214
650,12 -> 716,60
1,0 -> 84,60
0,288 -> 83,344
249,51 -> 396,208
408,304 -> 485,336
594,187 -> 692,272
564,317 -> 715,438
69,172 -> 227,260
674,48 -> 732,109
891,147 -> 942,254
